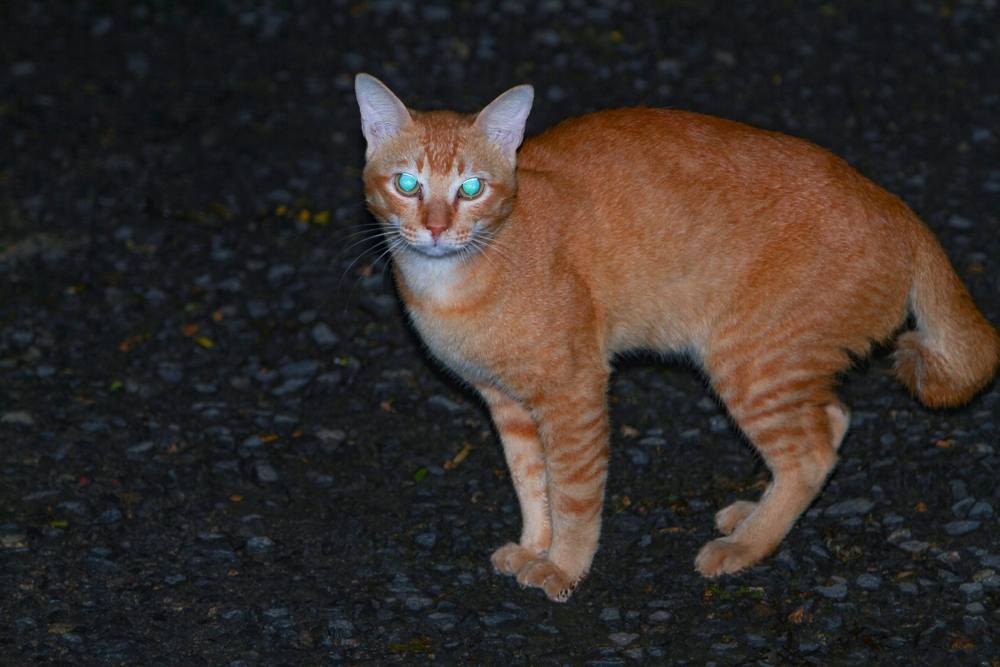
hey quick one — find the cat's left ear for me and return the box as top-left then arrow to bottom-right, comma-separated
355,73 -> 413,158
474,84 -> 534,164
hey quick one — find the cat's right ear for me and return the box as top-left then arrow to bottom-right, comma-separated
355,73 -> 413,159
474,84 -> 534,164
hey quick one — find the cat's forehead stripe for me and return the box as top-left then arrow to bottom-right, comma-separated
418,113 -> 468,173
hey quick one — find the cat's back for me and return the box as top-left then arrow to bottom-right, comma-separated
520,107 -> 846,185
515,106 -> 905,244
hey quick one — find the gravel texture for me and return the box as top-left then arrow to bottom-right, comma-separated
2,1 -> 999,664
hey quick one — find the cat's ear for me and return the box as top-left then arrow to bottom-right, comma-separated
355,73 -> 413,158
474,84 -> 534,164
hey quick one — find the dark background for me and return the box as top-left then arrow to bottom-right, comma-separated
2,1 -> 999,664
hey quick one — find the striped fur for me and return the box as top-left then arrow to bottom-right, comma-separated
355,75 -> 1000,601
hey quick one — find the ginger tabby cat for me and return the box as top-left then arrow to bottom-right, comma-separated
354,73 -> 1000,602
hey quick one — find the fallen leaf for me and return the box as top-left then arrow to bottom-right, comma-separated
950,636 -> 974,651
787,606 -> 808,624
443,443 -> 473,470
118,334 -> 144,352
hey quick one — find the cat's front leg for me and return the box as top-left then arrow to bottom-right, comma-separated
478,385 -> 552,576
513,379 -> 610,602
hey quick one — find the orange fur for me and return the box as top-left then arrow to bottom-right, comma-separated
354,74 -> 1000,602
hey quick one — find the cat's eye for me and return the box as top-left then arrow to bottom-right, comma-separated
395,172 -> 419,196
459,177 -> 483,199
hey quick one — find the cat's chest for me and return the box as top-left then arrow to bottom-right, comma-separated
407,305 -> 497,384
394,260 -> 503,383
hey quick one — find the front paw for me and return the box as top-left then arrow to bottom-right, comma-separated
490,542 -> 542,576
515,558 -> 580,603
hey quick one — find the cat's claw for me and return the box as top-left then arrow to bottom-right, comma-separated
714,500 -> 757,535
515,558 -> 578,602
490,542 -> 541,576
695,537 -> 760,577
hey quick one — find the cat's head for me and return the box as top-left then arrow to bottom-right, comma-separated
355,74 -> 533,258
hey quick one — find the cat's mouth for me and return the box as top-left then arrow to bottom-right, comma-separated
393,219 -> 482,259
408,241 -> 463,258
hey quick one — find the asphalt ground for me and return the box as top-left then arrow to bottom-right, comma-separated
1,2 -> 999,664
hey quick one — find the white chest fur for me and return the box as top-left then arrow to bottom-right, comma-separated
395,253 -> 496,385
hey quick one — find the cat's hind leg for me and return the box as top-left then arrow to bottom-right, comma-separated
478,385 -> 552,576
696,347 -> 848,576
712,401 -> 849,537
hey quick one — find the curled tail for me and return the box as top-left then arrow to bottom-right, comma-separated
893,224 -> 1000,407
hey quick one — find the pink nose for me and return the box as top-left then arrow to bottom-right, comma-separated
427,224 -> 447,240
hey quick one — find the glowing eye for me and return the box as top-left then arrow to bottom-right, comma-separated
395,172 -> 419,195
460,177 -> 483,198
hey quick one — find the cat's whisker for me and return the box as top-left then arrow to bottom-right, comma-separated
337,228 -> 398,258
466,238 -> 503,271
471,233 -> 513,266
342,237 -> 403,310
333,224 -> 394,244
336,234 -> 398,295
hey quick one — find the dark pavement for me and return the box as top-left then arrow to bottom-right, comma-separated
1,2 -> 998,664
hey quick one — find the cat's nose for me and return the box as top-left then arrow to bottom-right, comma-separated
423,198 -> 450,240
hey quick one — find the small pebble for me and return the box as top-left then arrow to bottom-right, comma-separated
958,582 -> 984,601
427,395 -> 465,414
405,596 -> 433,611
816,581 -> 848,599
1,411 -> 34,426
944,520 -> 980,536
245,536 -> 274,554
626,448 -> 649,466
609,632 -> 638,646
897,540 -> 929,554
126,441 -> 155,459
968,501 -> 993,519
253,462 -> 280,483
825,497 -> 874,518
599,607 -> 620,623
311,323 -> 339,347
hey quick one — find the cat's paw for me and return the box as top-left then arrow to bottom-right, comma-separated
490,543 -> 541,576
515,558 -> 579,602
694,537 -> 759,578
714,500 -> 757,535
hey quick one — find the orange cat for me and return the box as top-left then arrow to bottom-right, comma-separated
354,73 -> 1000,602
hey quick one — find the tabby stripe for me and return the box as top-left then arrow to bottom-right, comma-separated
553,492 -> 602,517
497,419 -> 539,440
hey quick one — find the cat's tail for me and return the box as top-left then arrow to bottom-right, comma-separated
893,223 -> 1000,407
